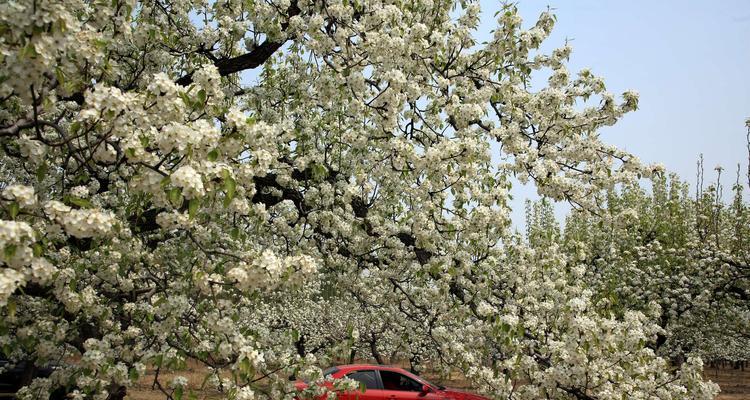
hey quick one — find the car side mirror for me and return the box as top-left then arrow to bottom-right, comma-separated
420,384 -> 433,396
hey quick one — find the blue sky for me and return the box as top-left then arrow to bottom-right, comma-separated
478,1 -> 750,227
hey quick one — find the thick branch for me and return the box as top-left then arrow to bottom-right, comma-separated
0,118 -> 35,136
176,1 -> 301,86
176,40 -> 285,86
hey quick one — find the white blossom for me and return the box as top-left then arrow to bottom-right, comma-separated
171,165 -> 205,199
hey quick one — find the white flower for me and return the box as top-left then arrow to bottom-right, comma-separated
568,297 -> 588,312
253,149 -> 274,174
192,64 -> 223,104
229,197 -> 250,215
157,121 -> 220,156
256,249 -> 282,278
622,89 -> 639,111
17,136 -> 46,163
170,376 -> 188,389
383,69 -> 407,89
287,254 -> 317,275
155,211 -> 191,230
3,184 -> 36,208
476,301 -> 496,317
147,73 -> 179,97
30,258 -> 56,284
92,142 -> 117,163
70,185 -> 90,199
228,264 -> 251,288
0,220 -> 36,268
236,386 -> 255,400
44,201 -> 116,238
239,346 -> 265,368
226,106 -> 248,129
171,165 -> 205,199
0,268 -> 25,306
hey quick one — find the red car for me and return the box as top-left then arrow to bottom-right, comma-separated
294,364 -> 489,400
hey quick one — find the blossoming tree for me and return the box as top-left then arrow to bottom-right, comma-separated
549,172 -> 750,363
0,0 -> 721,398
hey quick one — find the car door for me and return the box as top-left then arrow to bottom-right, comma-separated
337,369 -> 385,400
377,369 -> 444,400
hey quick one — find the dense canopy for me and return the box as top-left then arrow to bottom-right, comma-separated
0,0 -> 744,399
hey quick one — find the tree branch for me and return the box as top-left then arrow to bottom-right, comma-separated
175,1 -> 301,86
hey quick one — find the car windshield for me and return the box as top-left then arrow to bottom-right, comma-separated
322,366 -> 340,378
301,366 -> 339,383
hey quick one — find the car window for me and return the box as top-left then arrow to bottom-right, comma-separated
347,370 -> 379,389
379,370 -> 422,392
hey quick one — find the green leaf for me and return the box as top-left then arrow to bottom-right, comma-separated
207,149 -> 219,162
179,92 -> 192,107
174,386 -> 183,400
8,202 -> 19,219
69,197 -> 93,209
188,198 -> 200,218
32,243 -> 43,257
69,121 -> 82,135
7,300 -> 16,319
73,173 -> 89,185
196,89 -> 207,105
311,163 -> 328,181
55,68 -> 65,87
21,43 -> 37,58
168,188 -> 183,207
223,176 -> 236,207
93,38 -> 108,50
239,357 -> 254,380
4,245 -> 16,258
36,163 -> 48,182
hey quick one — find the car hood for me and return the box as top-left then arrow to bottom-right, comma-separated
440,387 -> 491,400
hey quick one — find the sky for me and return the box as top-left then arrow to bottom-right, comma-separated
476,0 -> 750,228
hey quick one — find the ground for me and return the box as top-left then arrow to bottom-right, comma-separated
705,365 -> 750,400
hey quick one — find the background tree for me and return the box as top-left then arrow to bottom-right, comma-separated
525,162 -> 750,364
